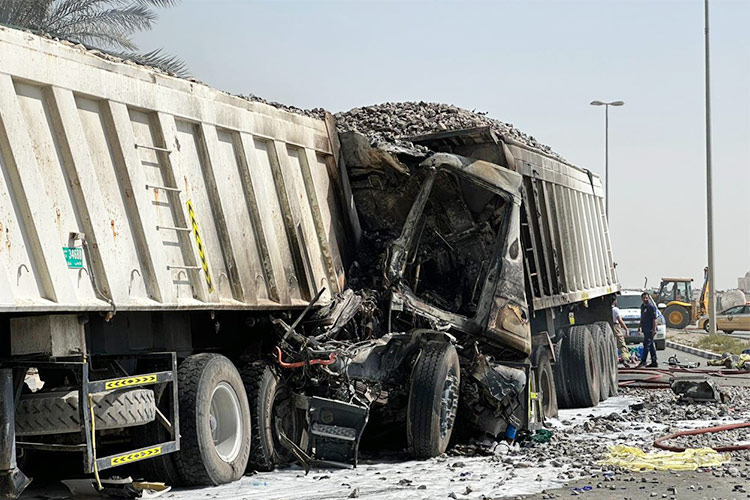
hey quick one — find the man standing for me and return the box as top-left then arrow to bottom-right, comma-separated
639,292 -> 659,367
612,297 -> 630,361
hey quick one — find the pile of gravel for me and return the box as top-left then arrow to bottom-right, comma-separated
334,101 -> 562,159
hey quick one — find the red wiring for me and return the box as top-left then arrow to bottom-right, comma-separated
274,346 -> 337,369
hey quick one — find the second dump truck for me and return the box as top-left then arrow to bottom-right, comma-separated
0,26 -> 619,497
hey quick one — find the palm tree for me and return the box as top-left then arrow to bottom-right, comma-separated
0,0 -> 188,77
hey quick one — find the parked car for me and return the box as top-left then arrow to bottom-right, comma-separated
698,304 -> 750,334
618,290 -> 667,350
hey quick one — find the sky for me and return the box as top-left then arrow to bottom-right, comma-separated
135,0 -> 750,291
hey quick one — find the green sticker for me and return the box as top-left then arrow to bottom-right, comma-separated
63,247 -> 83,269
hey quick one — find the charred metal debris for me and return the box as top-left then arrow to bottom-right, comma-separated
260,107 -> 538,469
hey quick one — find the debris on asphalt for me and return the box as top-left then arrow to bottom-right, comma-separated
670,378 -> 726,403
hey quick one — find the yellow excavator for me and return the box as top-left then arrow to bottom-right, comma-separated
654,267 -> 710,329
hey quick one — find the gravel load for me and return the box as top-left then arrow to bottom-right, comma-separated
335,101 -> 563,160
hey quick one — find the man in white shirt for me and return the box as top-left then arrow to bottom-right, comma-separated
612,297 -> 630,361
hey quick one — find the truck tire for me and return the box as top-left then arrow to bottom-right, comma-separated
566,325 -> 600,408
16,388 -> 155,436
596,331 -> 610,402
173,354 -> 251,486
593,322 -> 618,399
607,327 -> 619,397
664,305 -> 690,329
407,341 -> 460,458
241,361 -> 300,472
537,348 -> 558,419
553,339 -> 574,409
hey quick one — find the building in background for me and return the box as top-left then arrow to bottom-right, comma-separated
739,271 -> 750,295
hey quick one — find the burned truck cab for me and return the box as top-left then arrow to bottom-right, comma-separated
385,152 -> 531,356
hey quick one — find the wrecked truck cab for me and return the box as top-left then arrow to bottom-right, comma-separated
385,152 -> 531,357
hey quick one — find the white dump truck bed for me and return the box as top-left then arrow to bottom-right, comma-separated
0,27 -> 352,312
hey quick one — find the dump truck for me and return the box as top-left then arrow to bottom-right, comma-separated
0,26 -> 620,498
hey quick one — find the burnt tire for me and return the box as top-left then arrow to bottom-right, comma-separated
407,341 -> 460,458
241,361 -> 300,472
16,388 -> 155,436
537,348 -> 558,419
553,339 -> 574,409
664,305 -> 691,329
173,354 -> 251,486
566,325 -> 600,408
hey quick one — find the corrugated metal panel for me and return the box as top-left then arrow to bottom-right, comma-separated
0,27 -> 348,312
508,143 -> 619,310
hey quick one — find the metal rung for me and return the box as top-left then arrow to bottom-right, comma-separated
167,265 -> 201,270
156,225 -> 191,232
146,184 -> 181,192
135,144 -> 172,154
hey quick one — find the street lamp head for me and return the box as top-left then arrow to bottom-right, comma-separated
610,100 -> 625,106
590,100 -> 605,106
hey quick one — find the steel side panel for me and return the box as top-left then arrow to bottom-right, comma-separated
0,29 -> 345,311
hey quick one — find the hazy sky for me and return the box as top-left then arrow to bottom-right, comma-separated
136,0 -> 750,291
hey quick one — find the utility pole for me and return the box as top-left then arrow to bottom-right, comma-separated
705,0 -> 717,335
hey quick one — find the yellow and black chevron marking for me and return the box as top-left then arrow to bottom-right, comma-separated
187,199 -> 214,292
110,446 -> 162,466
105,375 -> 157,390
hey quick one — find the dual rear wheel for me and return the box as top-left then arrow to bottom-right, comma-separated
554,322 -> 618,409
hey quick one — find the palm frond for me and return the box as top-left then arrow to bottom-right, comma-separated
123,48 -> 189,78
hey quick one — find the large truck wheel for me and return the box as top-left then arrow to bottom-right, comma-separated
664,305 -> 691,329
407,341 -> 460,458
16,388 -> 155,436
553,339 -> 573,409
566,325 -> 600,408
536,348 -> 558,419
241,361 -> 300,472
595,331 -> 610,402
605,325 -> 619,397
174,354 -> 251,486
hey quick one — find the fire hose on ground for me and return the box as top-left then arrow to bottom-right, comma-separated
654,422 -> 750,453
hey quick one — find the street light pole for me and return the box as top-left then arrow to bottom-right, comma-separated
705,0 -> 717,335
605,104 -> 609,217
590,100 -> 624,220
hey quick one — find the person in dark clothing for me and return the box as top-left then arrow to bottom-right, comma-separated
638,292 -> 659,367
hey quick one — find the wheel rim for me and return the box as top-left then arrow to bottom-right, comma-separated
439,368 -> 459,438
669,310 -> 684,326
209,382 -> 243,463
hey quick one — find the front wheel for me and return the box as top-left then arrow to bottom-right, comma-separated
703,321 -> 710,333
174,354 -> 252,486
664,305 -> 691,329
723,330 -> 734,335
407,341 -> 460,458
536,348 -> 558,419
